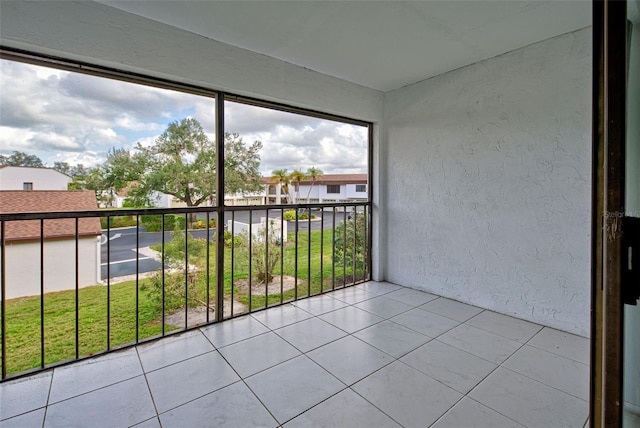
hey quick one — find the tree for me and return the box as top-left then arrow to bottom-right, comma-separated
134,118 -> 262,207
305,166 -> 323,203
289,169 -> 307,204
271,169 -> 291,204
0,151 -> 44,167
53,162 -> 89,178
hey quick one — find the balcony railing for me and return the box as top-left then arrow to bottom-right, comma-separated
0,201 -> 371,380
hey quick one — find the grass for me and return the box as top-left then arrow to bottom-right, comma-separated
1,227 -> 367,376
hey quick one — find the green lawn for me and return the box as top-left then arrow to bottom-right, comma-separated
1,228 -> 367,376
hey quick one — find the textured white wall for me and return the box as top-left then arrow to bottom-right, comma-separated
2,238 -> 101,299
0,167 -> 71,190
384,29 -> 592,336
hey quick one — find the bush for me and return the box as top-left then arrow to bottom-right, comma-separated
142,230 -> 211,315
100,216 -> 136,229
334,212 -> 368,273
141,214 -> 177,232
192,218 -> 216,229
223,230 -> 244,247
283,209 -> 316,221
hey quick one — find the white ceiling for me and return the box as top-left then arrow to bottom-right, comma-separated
99,1 -> 592,92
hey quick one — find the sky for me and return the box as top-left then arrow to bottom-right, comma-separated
0,59 -> 368,176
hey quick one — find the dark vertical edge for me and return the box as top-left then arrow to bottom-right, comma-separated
231,211 -> 235,317
215,94 -> 225,322
265,209 -> 269,308
184,213 -> 188,329
40,219 -> 45,366
368,123 -> 374,281
332,208 -> 336,290
161,214 -> 166,335
280,208 -> 284,304
591,2 -> 605,425
366,204 -> 371,281
307,209 -> 311,296
320,209 -> 324,293
206,212 -> 210,324
75,218 -> 79,359
248,210 -> 253,312
0,221 -> 5,379
342,209 -> 347,288
603,1 -> 627,426
106,219 -> 111,350
352,206 -> 357,285
135,215 -> 139,343
294,213 -> 299,300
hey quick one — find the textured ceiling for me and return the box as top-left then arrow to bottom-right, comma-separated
100,1 -> 592,92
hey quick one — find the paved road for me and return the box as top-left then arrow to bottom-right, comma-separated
101,209 -> 362,279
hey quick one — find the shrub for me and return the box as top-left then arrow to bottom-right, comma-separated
244,220 -> 281,284
334,212 -> 368,273
142,230 -> 211,315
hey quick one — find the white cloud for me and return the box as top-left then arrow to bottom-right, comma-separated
1,58 -> 368,176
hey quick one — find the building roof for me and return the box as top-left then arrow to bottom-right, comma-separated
263,173 -> 367,185
0,190 -> 102,242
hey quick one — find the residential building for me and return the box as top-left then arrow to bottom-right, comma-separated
265,174 -> 367,204
0,190 -> 102,299
0,166 -> 71,191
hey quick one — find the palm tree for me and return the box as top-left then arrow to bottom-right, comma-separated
305,166 -> 323,203
289,169 -> 307,204
271,169 -> 290,204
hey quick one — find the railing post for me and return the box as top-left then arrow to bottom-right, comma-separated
215,93 -> 226,322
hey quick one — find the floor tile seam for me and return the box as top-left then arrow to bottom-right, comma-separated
392,358 -> 475,397
273,322 -> 349,355
44,373 -> 148,409
445,322 -> 528,352
233,377 -> 282,426
424,391 -> 468,427
136,346 -> 160,423
0,408 -> 45,426
435,335 -> 515,366
276,385 -> 352,426
153,378 -> 249,419
0,404 -> 46,424
415,303 -> 477,323
352,327 -> 434,359
233,349 -> 302,382
457,396 -> 527,428
213,329 -> 275,351
524,341 -> 590,366
382,317 -> 438,340
505,341 -> 590,369
346,385 -> 407,427
46,360 -> 145,407
496,364 -> 590,403
399,337 -> 498,381
41,369 -> 54,424
352,300 -> 422,320
462,316 -> 544,344
139,348 -> 220,375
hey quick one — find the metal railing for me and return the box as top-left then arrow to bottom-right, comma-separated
0,201 -> 371,380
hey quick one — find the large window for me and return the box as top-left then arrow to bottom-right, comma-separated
0,50 -> 373,378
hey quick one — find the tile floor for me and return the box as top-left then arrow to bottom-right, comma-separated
0,281 -> 590,427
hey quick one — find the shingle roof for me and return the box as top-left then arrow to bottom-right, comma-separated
0,191 -> 102,242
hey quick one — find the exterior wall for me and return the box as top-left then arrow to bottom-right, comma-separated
0,167 -> 71,190
345,184 -> 368,200
384,28 -> 592,336
1,237 -> 101,299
